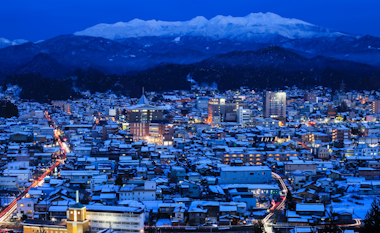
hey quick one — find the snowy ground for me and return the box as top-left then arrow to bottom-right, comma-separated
329,194 -> 377,219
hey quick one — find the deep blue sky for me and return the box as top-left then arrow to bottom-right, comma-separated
1,0 -> 379,41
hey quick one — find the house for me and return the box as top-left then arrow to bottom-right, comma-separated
179,180 -> 201,198
188,207 -> 207,226
17,198 -> 35,219
170,166 -> 186,183
317,178 -> 336,193
326,170 -> 342,180
296,203 -> 325,216
171,206 -> 187,226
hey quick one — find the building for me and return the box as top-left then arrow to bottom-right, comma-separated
196,97 -> 209,109
129,122 -> 173,145
237,107 -> 251,125
23,202 -> 144,233
119,181 -> 157,201
0,176 -> 18,189
207,98 -> 247,125
85,205 -> 144,233
285,161 -> 317,175
208,98 -> 226,124
332,127 -> 351,146
23,202 -> 89,233
304,93 -> 317,103
17,198 -> 35,219
263,91 -> 286,121
316,147 -> 330,159
372,100 -> 380,114
126,94 -> 163,123
219,166 -> 271,184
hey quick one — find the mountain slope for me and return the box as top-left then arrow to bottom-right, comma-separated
129,46 -> 380,93
15,53 -> 72,78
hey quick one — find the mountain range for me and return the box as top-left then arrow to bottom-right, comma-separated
1,12 -> 380,97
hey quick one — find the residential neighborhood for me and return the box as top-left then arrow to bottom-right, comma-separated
0,84 -> 377,233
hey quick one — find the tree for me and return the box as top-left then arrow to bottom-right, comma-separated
286,191 -> 296,211
252,220 -> 264,233
0,100 -> 18,118
362,198 -> 380,232
115,176 -> 123,186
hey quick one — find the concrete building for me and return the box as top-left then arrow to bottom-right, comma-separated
0,176 -> 18,189
85,205 -> 145,233
207,98 -> 248,125
196,97 -> 209,109
219,166 -> 272,184
304,93 -> 318,103
119,181 -> 157,201
332,127 -> 351,146
237,107 -> 251,125
316,147 -> 330,159
263,91 -> 286,121
372,100 -> 380,114
126,94 -> 163,123
208,98 -> 226,124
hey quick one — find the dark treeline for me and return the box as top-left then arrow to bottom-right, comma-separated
2,73 -> 80,102
2,47 -> 380,102
0,100 -> 18,118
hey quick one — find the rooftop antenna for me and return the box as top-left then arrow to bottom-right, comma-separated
142,86 -> 145,95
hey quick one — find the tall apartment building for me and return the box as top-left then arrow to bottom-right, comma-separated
372,100 -> 380,114
237,107 -> 251,125
208,98 -> 226,124
263,91 -> 286,120
332,127 -> 351,146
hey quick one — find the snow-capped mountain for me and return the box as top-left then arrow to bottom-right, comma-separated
1,12 -> 380,79
0,38 -> 28,49
75,12 -> 348,42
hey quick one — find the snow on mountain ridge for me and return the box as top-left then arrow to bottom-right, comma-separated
0,38 -> 28,48
75,12 -> 347,41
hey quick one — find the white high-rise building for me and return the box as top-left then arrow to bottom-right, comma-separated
263,91 -> 286,120
237,107 -> 251,125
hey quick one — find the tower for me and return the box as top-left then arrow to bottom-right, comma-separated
66,203 -> 89,233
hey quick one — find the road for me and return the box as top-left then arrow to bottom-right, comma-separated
263,172 -> 362,231
0,113 -> 67,223
262,172 -> 288,232
297,141 -> 310,150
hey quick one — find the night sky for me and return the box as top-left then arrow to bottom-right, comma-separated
1,0 -> 379,41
